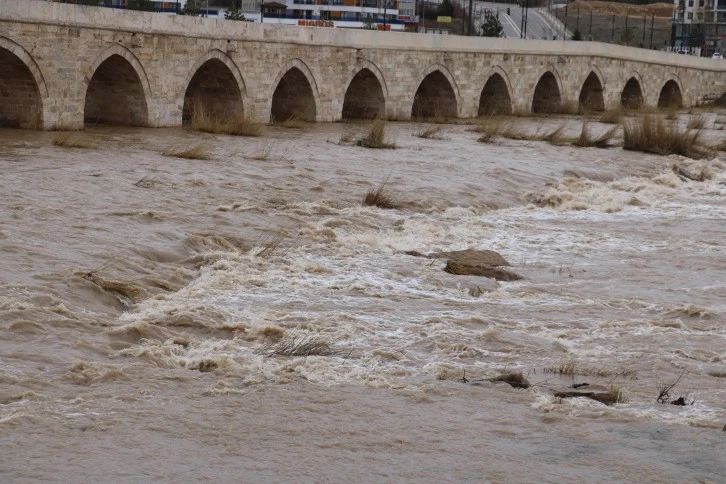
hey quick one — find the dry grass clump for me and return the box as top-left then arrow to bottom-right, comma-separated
273,114 -> 306,129
572,123 -> 618,148
472,117 -> 515,143
253,232 -> 287,258
540,124 -> 570,145
687,115 -> 706,130
163,143 -> 211,160
356,119 -> 395,149
253,333 -> 342,357
52,132 -> 97,149
189,101 -> 262,137
623,115 -> 711,159
416,125 -> 443,139
81,272 -> 143,307
363,176 -> 403,209
599,107 -> 623,124
608,384 -> 628,404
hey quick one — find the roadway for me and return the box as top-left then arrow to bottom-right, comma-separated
471,1 -> 569,40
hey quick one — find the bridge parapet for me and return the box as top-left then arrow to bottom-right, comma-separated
0,0 -> 724,129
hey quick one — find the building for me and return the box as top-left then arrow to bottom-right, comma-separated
250,0 -> 406,31
672,0 -> 726,55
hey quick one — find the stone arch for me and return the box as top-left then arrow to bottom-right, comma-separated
478,66 -> 513,115
532,68 -> 563,114
182,50 -> 247,123
269,59 -> 320,123
657,76 -> 684,109
342,60 -> 388,120
83,44 -> 151,126
620,73 -> 645,109
578,69 -> 605,112
411,64 -> 460,119
0,37 -> 47,129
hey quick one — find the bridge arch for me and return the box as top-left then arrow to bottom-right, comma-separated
182,49 -> 247,123
411,64 -> 460,119
342,60 -> 388,120
578,67 -> 605,112
532,67 -> 563,114
269,59 -> 320,123
620,72 -> 645,109
0,36 -> 47,129
478,66 -> 513,115
657,75 -> 684,109
83,44 -> 151,126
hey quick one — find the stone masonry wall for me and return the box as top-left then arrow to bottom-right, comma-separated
0,0 -> 724,129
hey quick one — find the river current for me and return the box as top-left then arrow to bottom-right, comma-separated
1,118 -> 724,482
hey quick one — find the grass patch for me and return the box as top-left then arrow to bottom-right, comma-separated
52,132 -> 96,149
687,115 -> 706,130
608,384 -> 628,404
253,333 -> 343,357
472,117 -> 514,143
253,232 -> 287,258
363,175 -> 403,209
163,143 -> 211,160
356,119 -> 395,149
273,114 -> 306,129
189,101 -> 262,137
599,107 -> 623,125
572,123 -> 618,148
624,115 -> 712,159
416,125 -> 443,139
247,139 -> 292,162
540,124 -> 569,145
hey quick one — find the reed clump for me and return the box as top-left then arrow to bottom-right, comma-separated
416,125 -> 443,139
623,115 -> 711,159
472,116 -> 514,143
81,272 -> 143,307
52,132 -> 97,149
253,334 -> 342,357
363,176 -> 403,209
190,101 -> 262,137
356,119 -> 395,149
572,123 -> 618,148
163,143 -> 211,160
599,107 -> 624,125
687,115 -> 706,130
274,114 -> 306,129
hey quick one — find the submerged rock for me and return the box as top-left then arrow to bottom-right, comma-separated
405,248 -> 521,281
444,261 -> 522,281
488,372 -> 531,389
554,384 -> 620,405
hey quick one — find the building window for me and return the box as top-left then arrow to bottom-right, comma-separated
687,12 -> 693,19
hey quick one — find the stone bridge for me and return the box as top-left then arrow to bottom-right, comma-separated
1,0 -> 725,130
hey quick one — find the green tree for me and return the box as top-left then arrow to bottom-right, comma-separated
362,14 -> 375,30
619,26 -> 635,46
127,0 -> 154,11
437,0 -> 454,17
480,15 -> 503,37
225,8 -> 246,20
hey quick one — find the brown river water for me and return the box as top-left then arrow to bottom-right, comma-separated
1,118 -> 725,482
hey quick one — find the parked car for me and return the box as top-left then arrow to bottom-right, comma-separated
712,52 -> 723,60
